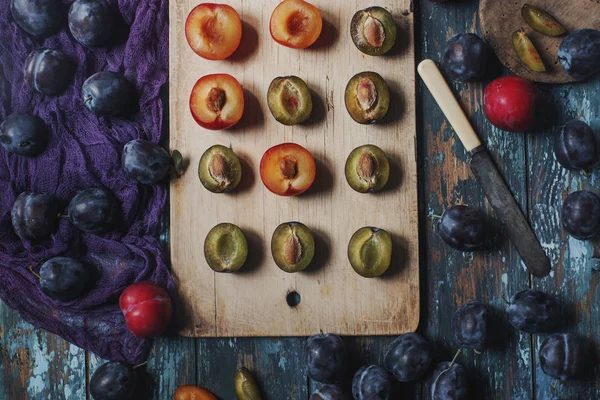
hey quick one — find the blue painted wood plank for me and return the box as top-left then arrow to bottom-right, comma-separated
196,338 -> 308,399
527,77 -> 600,399
0,304 -> 86,400
416,0 -> 533,398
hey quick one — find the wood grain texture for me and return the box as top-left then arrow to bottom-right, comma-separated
418,0 -> 534,398
169,0 -> 420,337
526,78 -> 600,399
480,0 -> 600,83
0,305 -> 86,400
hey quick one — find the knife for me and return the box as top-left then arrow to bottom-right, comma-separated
417,59 -> 551,278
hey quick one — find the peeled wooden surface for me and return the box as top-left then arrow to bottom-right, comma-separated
169,0 -> 420,337
480,0 -> 600,83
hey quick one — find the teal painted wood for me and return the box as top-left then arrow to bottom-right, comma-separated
0,304 -> 86,400
417,1 -> 533,398
196,338 -> 308,399
526,77 -> 600,399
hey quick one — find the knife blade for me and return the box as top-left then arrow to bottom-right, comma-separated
417,59 -> 550,278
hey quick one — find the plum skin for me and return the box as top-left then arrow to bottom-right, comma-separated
384,332 -> 433,382
452,302 -> 488,351
24,49 -> 73,96
11,192 -> 59,240
438,205 -> 491,252
68,188 -> 120,234
122,139 -> 171,185
69,0 -> 115,48
561,191 -> 600,240
506,289 -> 558,333
539,334 -> 591,381
441,33 -> 488,81
10,0 -> 64,38
39,257 -> 93,301
82,72 -> 137,116
0,113 -> 49,157
430,362 -> 468,400
90,361 -> 137,400
558,29 -> 600,80
351,365 -> 392,400
554,120 -> 598,171
304,333 -> 348,384
310,384 -> 350,400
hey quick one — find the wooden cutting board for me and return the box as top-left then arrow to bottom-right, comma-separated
169,0 -> 419,337
480,0 -> 600,84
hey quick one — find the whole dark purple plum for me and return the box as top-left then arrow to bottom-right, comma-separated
90,361 -> 137,400
304,333 -> 348,384
11,192 -> 59,240
506,289 -> 558,333
24,48 -> 73,96
352,365 -> 391,400
441,33 -> 488,81
384,332 -> 433,382
0,113 -> 49,156
82,72 -> 137,116
561,191 -> 600,240
452,302 -> 488,351
122,140 -> 171,185
554,120 -> 598,171
558,29 -> 600,80
68,188 -> 120,234
310,384 -> 351,400
438,205 -> 491,251
539,334 -> 591,381
39,257 -> 93,301
69,0 -> 116,48
10,0 -> 64,38
430,362 -> 468,400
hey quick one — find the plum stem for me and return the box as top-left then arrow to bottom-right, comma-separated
500,292 -> 511,305
319,329 -> 324,336
583,170 -> 589,177
84,96 -> 93,105
29,265 -> 41,280
579,180 -> 583,191
133,361 -> 147,369
550,379 -> 558,392
473,348 -> 481,355
447,348 -> 462,369
429,214 -> 443,220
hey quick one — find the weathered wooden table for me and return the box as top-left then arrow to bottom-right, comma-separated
1,1 -> 599,399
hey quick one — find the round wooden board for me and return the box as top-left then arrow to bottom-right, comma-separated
479,0 -> 600,84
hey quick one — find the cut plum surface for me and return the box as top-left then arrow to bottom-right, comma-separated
260,143 -> 316,196
190,74 -> 244,130
270,0 -> 322,49
185,3 -> 242,60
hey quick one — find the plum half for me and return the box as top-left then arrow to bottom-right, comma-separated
185,3 -> 242,60
351,7 -> 397,56
198,145 -> 242,193
204,223 -> 248,273
190,74 -> 244,130
345,72 -> 390,124
271,222 -> 315,273
270,0 -> 322,49
345,145 -> 390,193
267,76 -> 312,126
260,143 -> 316,196
348,227 -> 392,278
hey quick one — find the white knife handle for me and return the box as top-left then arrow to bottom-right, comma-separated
417,59 -> 482,152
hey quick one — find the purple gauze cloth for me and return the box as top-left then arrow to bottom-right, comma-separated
0,0 -> 176,364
